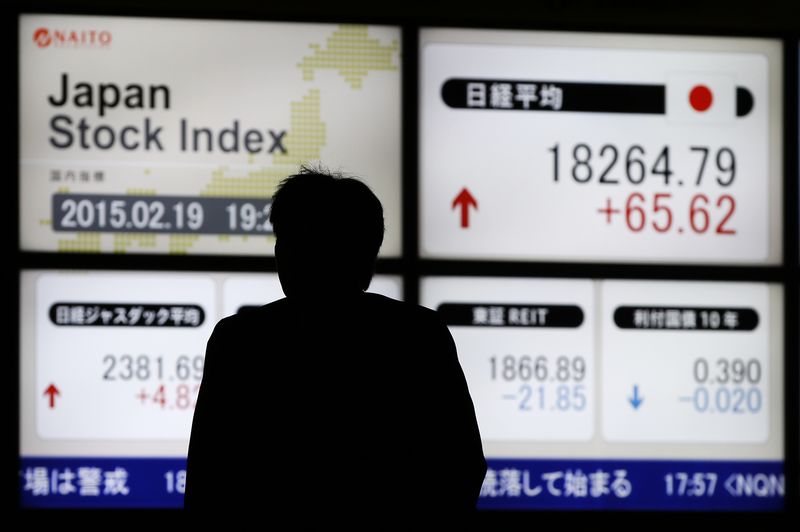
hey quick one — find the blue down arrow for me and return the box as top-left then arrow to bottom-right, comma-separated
629,385 -> 644,410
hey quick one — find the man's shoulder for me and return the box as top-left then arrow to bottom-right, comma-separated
363,292 -> 436,317
213,297 -> 290,332
361,292 -> 441,322
211,293 -> 446,334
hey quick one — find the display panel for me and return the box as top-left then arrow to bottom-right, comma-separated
420,28 -> 782,264
19,270 -> 403,508
16,14 -> 793,517
19,15 -> 402,256
421,277 -> 784,511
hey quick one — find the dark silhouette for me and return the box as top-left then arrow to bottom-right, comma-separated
185,167 -> 486,521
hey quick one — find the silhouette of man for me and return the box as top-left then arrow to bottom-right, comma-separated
185,167 -> 486,521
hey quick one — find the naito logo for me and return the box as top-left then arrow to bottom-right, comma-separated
33,27 -> 112,49
33,28 -> 51,48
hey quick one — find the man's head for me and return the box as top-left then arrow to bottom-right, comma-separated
269,166 -> 385,298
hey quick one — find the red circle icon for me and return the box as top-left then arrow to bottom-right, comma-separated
33,28 -> 52,48
689,85 -> 713,112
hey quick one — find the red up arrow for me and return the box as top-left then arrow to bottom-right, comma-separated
452,188 -> 478,228
44,384 -> 60,409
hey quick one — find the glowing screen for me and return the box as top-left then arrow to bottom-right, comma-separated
20,15 -> 402,256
